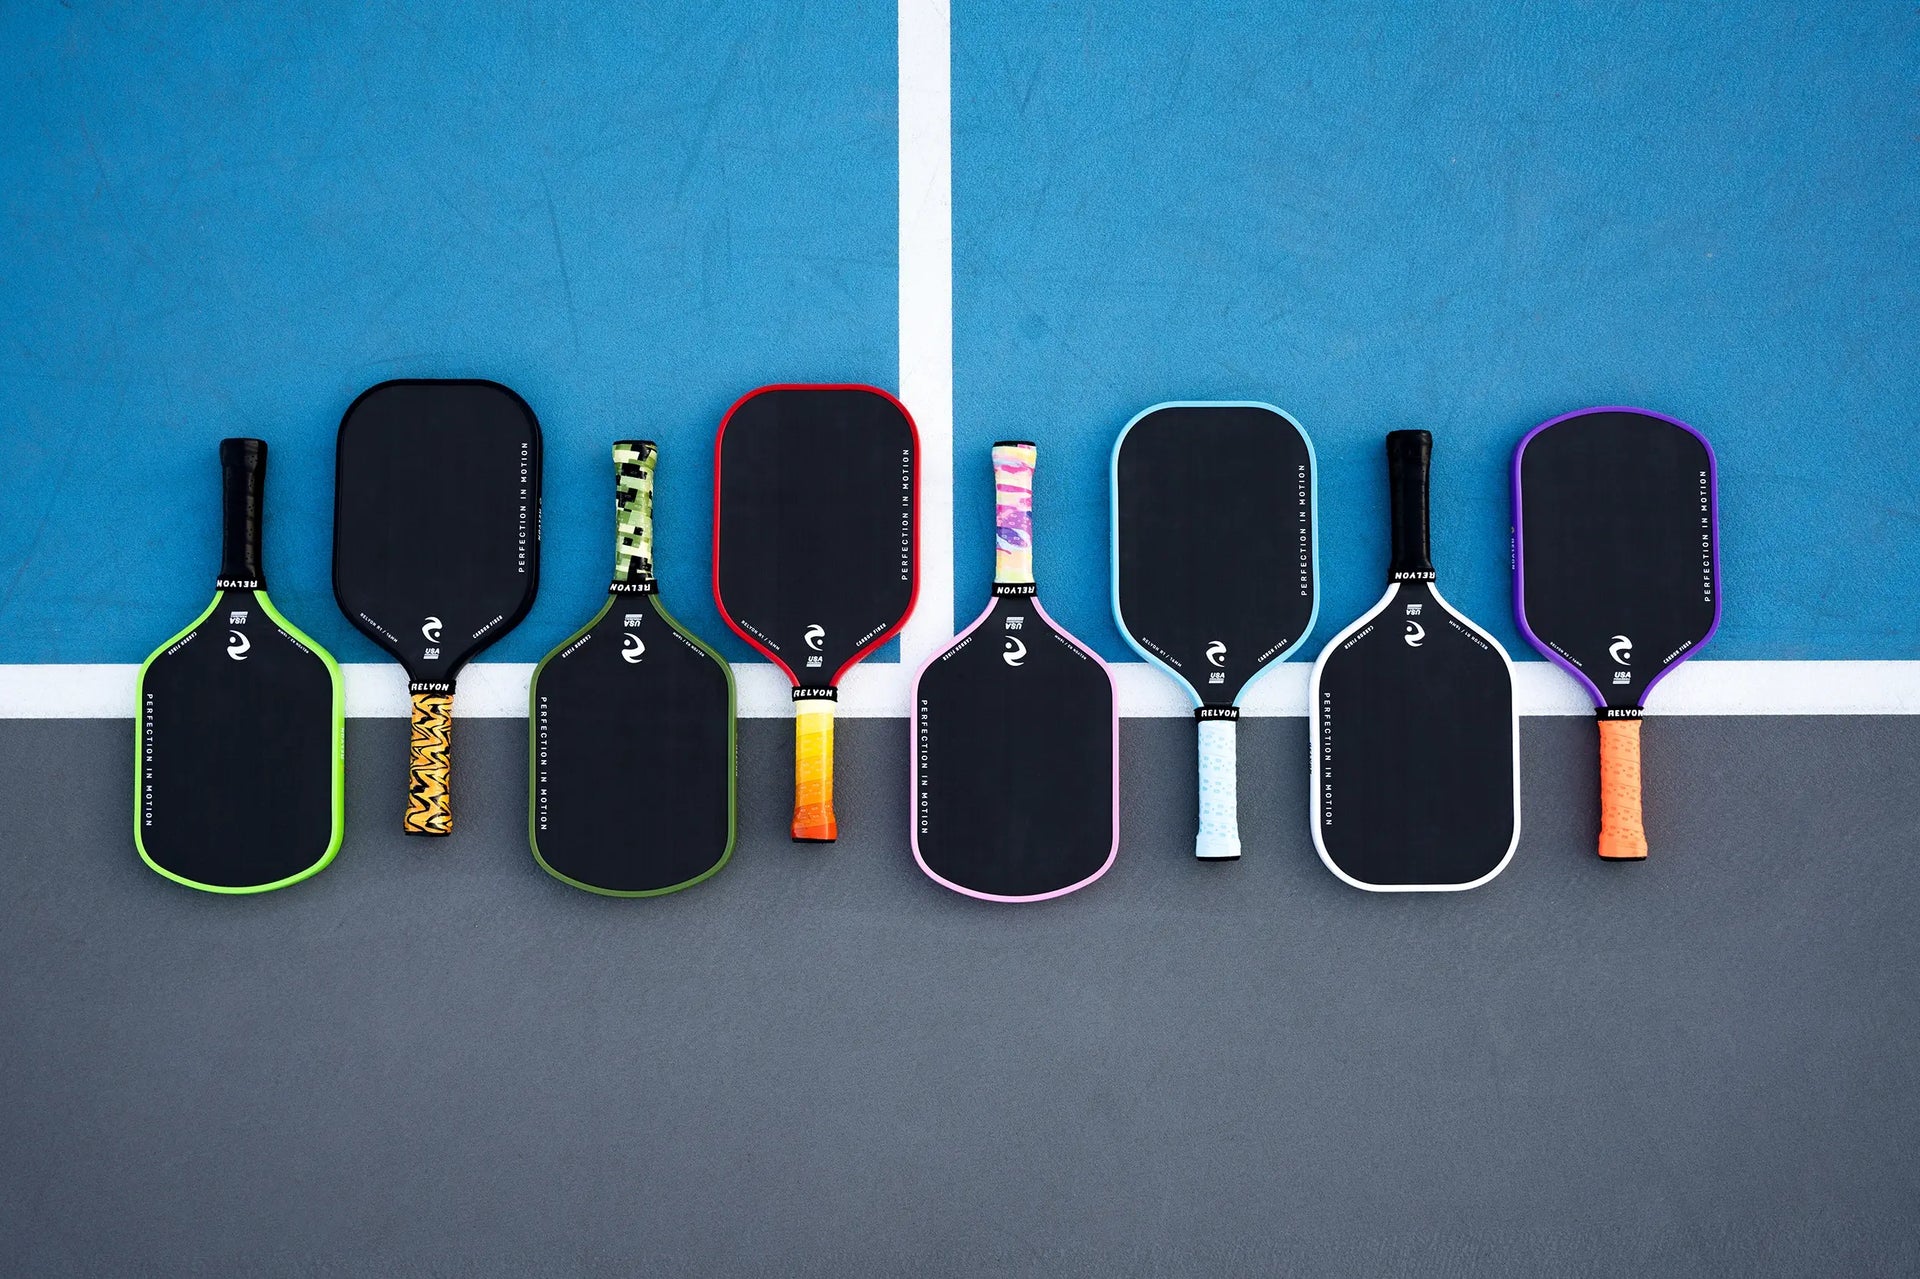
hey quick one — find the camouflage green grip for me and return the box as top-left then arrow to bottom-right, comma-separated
612,441 -> 657,585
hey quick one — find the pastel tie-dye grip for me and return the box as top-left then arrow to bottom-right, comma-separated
909,441 -> 1120,902
612,441 -> 656,586
993,442 -> 1036,587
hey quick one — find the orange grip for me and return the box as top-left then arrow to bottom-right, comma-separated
406,690 -> 453,836
792,698 -> 836,842
1596,717 -> 1647,861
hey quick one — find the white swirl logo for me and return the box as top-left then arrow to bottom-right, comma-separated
1003,637 -> 1027,667
1404,622 -> 1425,647
1206,640 -> 1227,667
804,624 -> 825,651
1609,635 -> 1632,665
422,616 -> 443,643
621,634 -> 645,664
227,630 -> 250,660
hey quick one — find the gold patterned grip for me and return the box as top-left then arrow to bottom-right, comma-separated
406,690 -> 454,836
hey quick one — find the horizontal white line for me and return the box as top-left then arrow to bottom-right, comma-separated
1118,660 -> 1920,717
6,660 -> 1920,719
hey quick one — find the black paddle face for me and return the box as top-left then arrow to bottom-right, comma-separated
138,589 -> 339,890
1312,581 -> 1517,889
712,386 -> 917,684
1515,409 -> 1720,710
531,594 -> 733,894
1113,403 -> 1317,704
913,596 -> 1117,901
333,380 -> 542,681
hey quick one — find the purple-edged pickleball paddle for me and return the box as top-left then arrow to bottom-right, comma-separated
1513,407 -> 1721,861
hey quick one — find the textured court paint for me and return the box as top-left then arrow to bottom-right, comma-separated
0,2 -> 898,666
8,5 -> 1920,684
4,716 -> 1919,1274
953,4 -> 1920,662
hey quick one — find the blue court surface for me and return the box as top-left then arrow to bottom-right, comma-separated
3,3 -> 1917,676
2,3 -> 898,668
952,4 -> 1918,663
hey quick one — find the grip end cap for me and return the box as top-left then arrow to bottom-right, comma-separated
1195,833 -> 1242,861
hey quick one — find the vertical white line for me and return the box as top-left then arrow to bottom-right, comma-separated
896,0 -> 954,671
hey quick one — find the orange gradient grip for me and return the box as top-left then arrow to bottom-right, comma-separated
1596,718 -> 1647,861
792,699 -> 836,842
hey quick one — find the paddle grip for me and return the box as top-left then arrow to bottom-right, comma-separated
219,437 -> 268,586
1386,430 -> 1433,579
993,441 -> 1037,587
792,695 -> 836,842
611,440 -> 657,586
406,690 -> 454,836
1195,716 -> 1241,860
1597,717 -> 1648,860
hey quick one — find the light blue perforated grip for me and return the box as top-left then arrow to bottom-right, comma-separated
1196,715 -> 1240,860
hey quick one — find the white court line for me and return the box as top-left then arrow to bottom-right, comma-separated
896,0 -> 954,667
7,661 -> 1920,718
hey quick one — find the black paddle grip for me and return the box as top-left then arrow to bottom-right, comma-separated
1386,430 -> 1433,579
219,437 -> 268,587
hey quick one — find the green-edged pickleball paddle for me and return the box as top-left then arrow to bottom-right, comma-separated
529,442 -> 735,895
134,438 -> 345,893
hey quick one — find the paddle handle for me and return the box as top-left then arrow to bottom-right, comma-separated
1597,717 -> 1648,860
406,689 -> 454,836
1386,430 -> 1433,579
219,437 -> 268,586
792,695 -> 836,842
1195,715 -> 1241,860
611,440 -> 657,586
993,441 -> 1037,587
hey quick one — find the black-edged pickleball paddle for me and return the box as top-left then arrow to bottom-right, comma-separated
1513,406 -> 1720,861
712,384 -> 917,843
134,438 -> 344,892
333,379 -> 541,836
528,441 -> 735,895
1112,401 -> 1318,860
1309,430 -> 1519,891
911,442 -> 1118,902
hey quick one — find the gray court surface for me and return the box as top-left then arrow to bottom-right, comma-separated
2,715 -> 1916,1277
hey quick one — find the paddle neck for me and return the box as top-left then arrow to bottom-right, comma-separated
1387,429 -> 1434,582
218,437 -> 267,590
992,441 -> 1037,595
610,440 -> 659,594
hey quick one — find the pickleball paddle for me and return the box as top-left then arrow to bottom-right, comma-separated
134,438 -> 344,892
1112,401 -> 1318,860
1309,430 -> 1519,891
1513,406 -> 1721,861
712,384 -> 918,843
528,441 -> 734,895
333,379 -> 542,836
911,442 -> 1118,902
